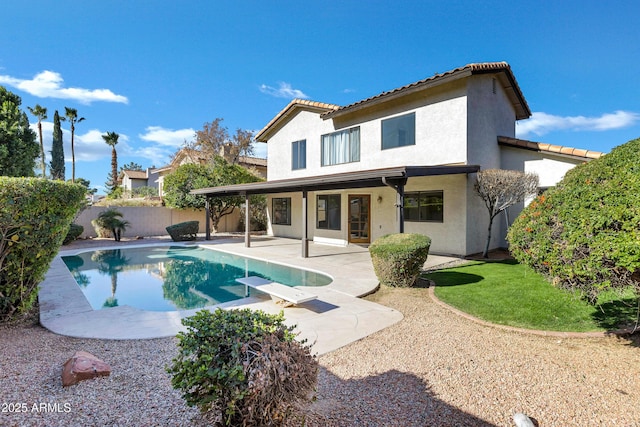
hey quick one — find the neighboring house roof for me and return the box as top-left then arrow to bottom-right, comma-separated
122,170 -> 148,179
255,62 -> 530,142
239,156 -> 267,167
498,136 -> 604,161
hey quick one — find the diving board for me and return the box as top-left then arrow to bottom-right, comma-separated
236,276 -> 317,307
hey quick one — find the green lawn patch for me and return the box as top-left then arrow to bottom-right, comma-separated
427,260 -> 638,332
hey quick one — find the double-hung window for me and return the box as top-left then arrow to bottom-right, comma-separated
272,198 -> 291,225
382,112 -> 415,150
321,127 -> 360,166
316,194 -> 341,230
404,191 -> 443,222
291,139 -> 306,170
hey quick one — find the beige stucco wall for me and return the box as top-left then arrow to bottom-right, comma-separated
266,173 -> 470,255
75,206 -> 241,239
466,75 -> 517,169
266,81 -> 470,182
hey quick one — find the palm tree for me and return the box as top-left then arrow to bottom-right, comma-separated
62,107 -> 85,183
27,104 -> 47,177
102,131 -> 120,192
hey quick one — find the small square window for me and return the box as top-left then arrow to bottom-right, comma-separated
272,198 -> 291,225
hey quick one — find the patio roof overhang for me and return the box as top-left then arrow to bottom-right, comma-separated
190,164 -> 481,197
192,164 -> 480,257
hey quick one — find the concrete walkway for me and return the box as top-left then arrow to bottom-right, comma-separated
39,236 -> 461,355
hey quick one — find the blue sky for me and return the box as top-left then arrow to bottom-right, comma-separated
1,1 -> 638,194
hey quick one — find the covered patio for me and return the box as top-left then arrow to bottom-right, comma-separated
191,164 -> 480,257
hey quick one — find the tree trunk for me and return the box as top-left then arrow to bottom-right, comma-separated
483,215 -> 495,258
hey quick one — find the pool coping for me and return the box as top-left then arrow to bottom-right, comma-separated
40,237 -> 459,355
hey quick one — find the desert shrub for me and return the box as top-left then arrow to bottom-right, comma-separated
369,233 -> 431,287
167,308 -> 317,426
166,220 -> 199,241
63,223 -> 84,245
92,209 -> 130,241
132,185 -> 158,198
0,178 -> 85,321
508,137 -> 640,302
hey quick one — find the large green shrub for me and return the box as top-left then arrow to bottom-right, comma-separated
0,178 -> 85,320
166,220 -> 199,241
369,233 -> 431,287
508,138 -> 640,302
167,308 -> 317,426
63,223 -> 84,245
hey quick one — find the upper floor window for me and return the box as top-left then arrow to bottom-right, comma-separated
382,112 -> 415,150
404,191 -> 443,222
292,139 -> 306,170
321,127 -> 360,166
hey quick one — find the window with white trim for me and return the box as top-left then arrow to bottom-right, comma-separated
321,127 -> 360,166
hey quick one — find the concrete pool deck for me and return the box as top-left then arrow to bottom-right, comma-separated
39,236 -> 461,355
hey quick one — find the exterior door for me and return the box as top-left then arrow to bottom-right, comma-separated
348,195 -> 370,244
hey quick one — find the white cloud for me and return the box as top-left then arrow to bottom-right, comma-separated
259,82 -> 309,99
517,110 -> 640,137
0,70 -> 128,104
30,122 -> 130,162
139,126 -> 195,147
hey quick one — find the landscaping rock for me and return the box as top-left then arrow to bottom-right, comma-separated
62,351 -> 111,387
513,412 -> 536,427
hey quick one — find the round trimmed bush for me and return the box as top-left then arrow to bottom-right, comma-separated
508,137 -> 640,301
369,233 -> 431,287
167,308 -> 317,426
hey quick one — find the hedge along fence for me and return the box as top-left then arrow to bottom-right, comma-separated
74,206 -> 241,239
0,178 -> 85,321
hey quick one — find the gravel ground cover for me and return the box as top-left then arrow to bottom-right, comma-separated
1,238 -> 639,426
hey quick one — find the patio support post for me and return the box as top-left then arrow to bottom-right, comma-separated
301,190 -> 309,258
205,198 -> 211,240
398,183 -> 405,233
382,176 -> 407,234
244,193 -> 251,248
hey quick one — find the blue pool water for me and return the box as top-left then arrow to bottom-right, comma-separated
62,245 -> 332,311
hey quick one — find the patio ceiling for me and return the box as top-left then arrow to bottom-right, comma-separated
190,164 -> 481,197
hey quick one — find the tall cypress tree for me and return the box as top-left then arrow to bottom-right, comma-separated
49,110 -> 65,180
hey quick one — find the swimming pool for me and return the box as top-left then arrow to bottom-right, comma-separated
62,245 -> 332,312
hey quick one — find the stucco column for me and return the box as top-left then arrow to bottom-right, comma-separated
302,190 -> 309,258
244,193 -> 251,248
205,198 -> 211,240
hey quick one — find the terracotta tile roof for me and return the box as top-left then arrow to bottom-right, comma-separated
255,99 -> 340,142
321,62 -> 531,120
498,136 -> 604,160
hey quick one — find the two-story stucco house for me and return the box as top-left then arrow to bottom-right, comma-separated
193,62 -> 601,257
